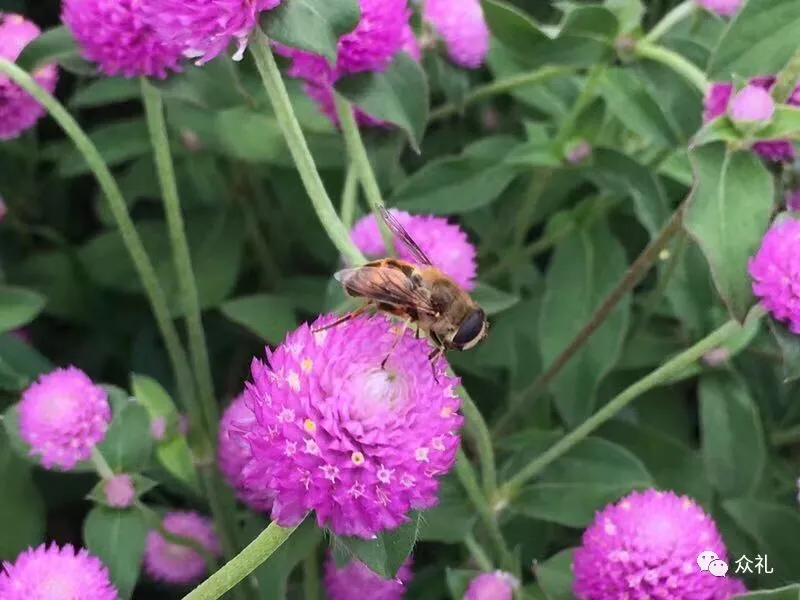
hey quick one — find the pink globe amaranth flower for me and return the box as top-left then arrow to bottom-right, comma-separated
703,77 -> 800,162
218,394 -> 274,512
0,543 -> 117,600
730,84 -> 775,124
61,0 -> 184,79
573,489 -> 746,600
18,366 -> 111,470
748,217 -> 800,334
275,0 -> 410,127
566,139 -> 592,165
349,208 -> 478,291
150,414 -> 167,440
422,0 -> 489,68
400,23 -> 421,61
140,0 -> 280,66
465,571 -> 518,600
104,473 -> 135,508
144,511 -> 221,584
695,0 -> 742,17
0,13 -> 58,140
240,312 -> 463,538
324,553 -> 413,600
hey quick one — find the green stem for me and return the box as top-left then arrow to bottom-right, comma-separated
459,386 -> 497,498
454,449 -> 515,573
772,424 -> 800,447
634,41 -> 709,94
248,29 -> 365,267
333,93 -> 396,257
499,318 -> 750,498
464,533 -> 494,571
554,66 -> 606,149
303,552 -> 321,600
340,162 -> 359,228
511,169 -> 552,251
772,47 -> 800,103
430,66 -> 574,121
183,521 -> 299,600
0,58 -> 195,420
141,78 -> 219,436
641,0 -> 696,43
91,448 -> 114,479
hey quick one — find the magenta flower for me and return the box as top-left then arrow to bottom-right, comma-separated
324,553 -> 413,600
143,511 -> 221,584
239,312 -> 463,538
573,489 -> 746,600
465,571 -> 519,600
695,0 -> 742,17
218,394 -> 273,512
400,23 -> 421,62
150,415 -> 167,440
703,77 -> 799,161
61,0 -> 183,79
141,0 -> 280,65
0,13 -> 58,140
565,139 -> 592,165
18,366 -> 111,470
730,85 -> 775,124
350,208 -> 477,290
749,216 -> 800,334
0,543 -> 117,600
422,0 -> 489,68
275,0 -> 410,127
104,474 -> 135,508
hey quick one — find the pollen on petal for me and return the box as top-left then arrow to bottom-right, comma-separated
351,451 -> 365,465
304,418 -> 317,433
301,358 -> 313,373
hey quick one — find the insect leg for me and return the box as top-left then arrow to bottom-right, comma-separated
381,317 -> 412,370
427,344 -> 446,384
311,303 -> 371,333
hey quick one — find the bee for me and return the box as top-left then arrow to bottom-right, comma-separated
313,206 -> 489,374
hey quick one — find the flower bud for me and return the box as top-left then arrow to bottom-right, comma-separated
729,84 -> 775,128
104,473 -> 135,508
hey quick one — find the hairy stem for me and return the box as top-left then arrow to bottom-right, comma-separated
641,0 -> 696,44
464,534 -> 494,571
459,386 -> 498,498
340,162 -> 359,228
249,29 -> 365,266
634,41 -> 709,94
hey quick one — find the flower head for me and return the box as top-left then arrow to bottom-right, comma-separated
141,0 -> 280,65
324,554 -> 413,600
422,0 -> 489,68
104,473 -> 136,508
703,77 -> 799,162
350,209 -> 477,290
218,394 -> 273,511
275,0 -> 410,127
566,139 -> 592,165
749,216 -> 800,334
143,511 -> 221,584
695,0 -> 742,17
18,366 -> 111,470
240,312 -> 463,538
730,84 -> 775,124
573,489 -> 746,600
0,543 -> 117,600
150,415 -> 167,440
61,0 -> 183,78
465,571 -> 519,600
0,13 -> 58,140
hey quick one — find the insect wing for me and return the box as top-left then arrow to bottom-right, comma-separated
378,206 -> 433,266
333,265 -> 439,315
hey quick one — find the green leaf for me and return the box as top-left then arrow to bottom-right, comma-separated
767,317 -> 800,383
694,107 -> 800,147
470,283 -> 520,316
445,569 -> 481,599
684,143 -> 774,321
417,476 -> 476,543
261,0 -> 361,64
131,375 -> 197,489
57,119 -> 151,177
0,429 -> 45,560
391,137 -> 520,214
220,295 -> 297,345
601,68 -> 683,147
70,77 -> 141,109
152,56 -> 250,110
735,586 -> 800,600
96,391 -> 153,474
511,437 -> 653,527
604,0 -> 645,34
699,370 -> 766,498
334,511 -> 420,579
708,0 -> 800,79
0,286 -> 46,334
15,25 -> 92,74
335,53 -> 429,152
724,499 -> 800,583
535,548 -> 576,600
0,333 -> 52,392
538,218 -> 631,426
83,506 -> 148,599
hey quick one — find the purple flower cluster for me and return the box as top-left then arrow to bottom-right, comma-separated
144,511 -> 221,584
464,571 -> 518,600
422,0 -> 490,69
350,209 -> 478,290
0,13 -> 58,140
0,543 -> 117,600
696,0 -> 742,18
237,313 -> 463,538
703,76 -> 800,161
573,489 -> 746,600
324,554 -> 413,600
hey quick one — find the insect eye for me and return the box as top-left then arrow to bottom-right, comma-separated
452,309 -> 486,348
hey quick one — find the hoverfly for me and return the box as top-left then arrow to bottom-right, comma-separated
313,206 -> 489,374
